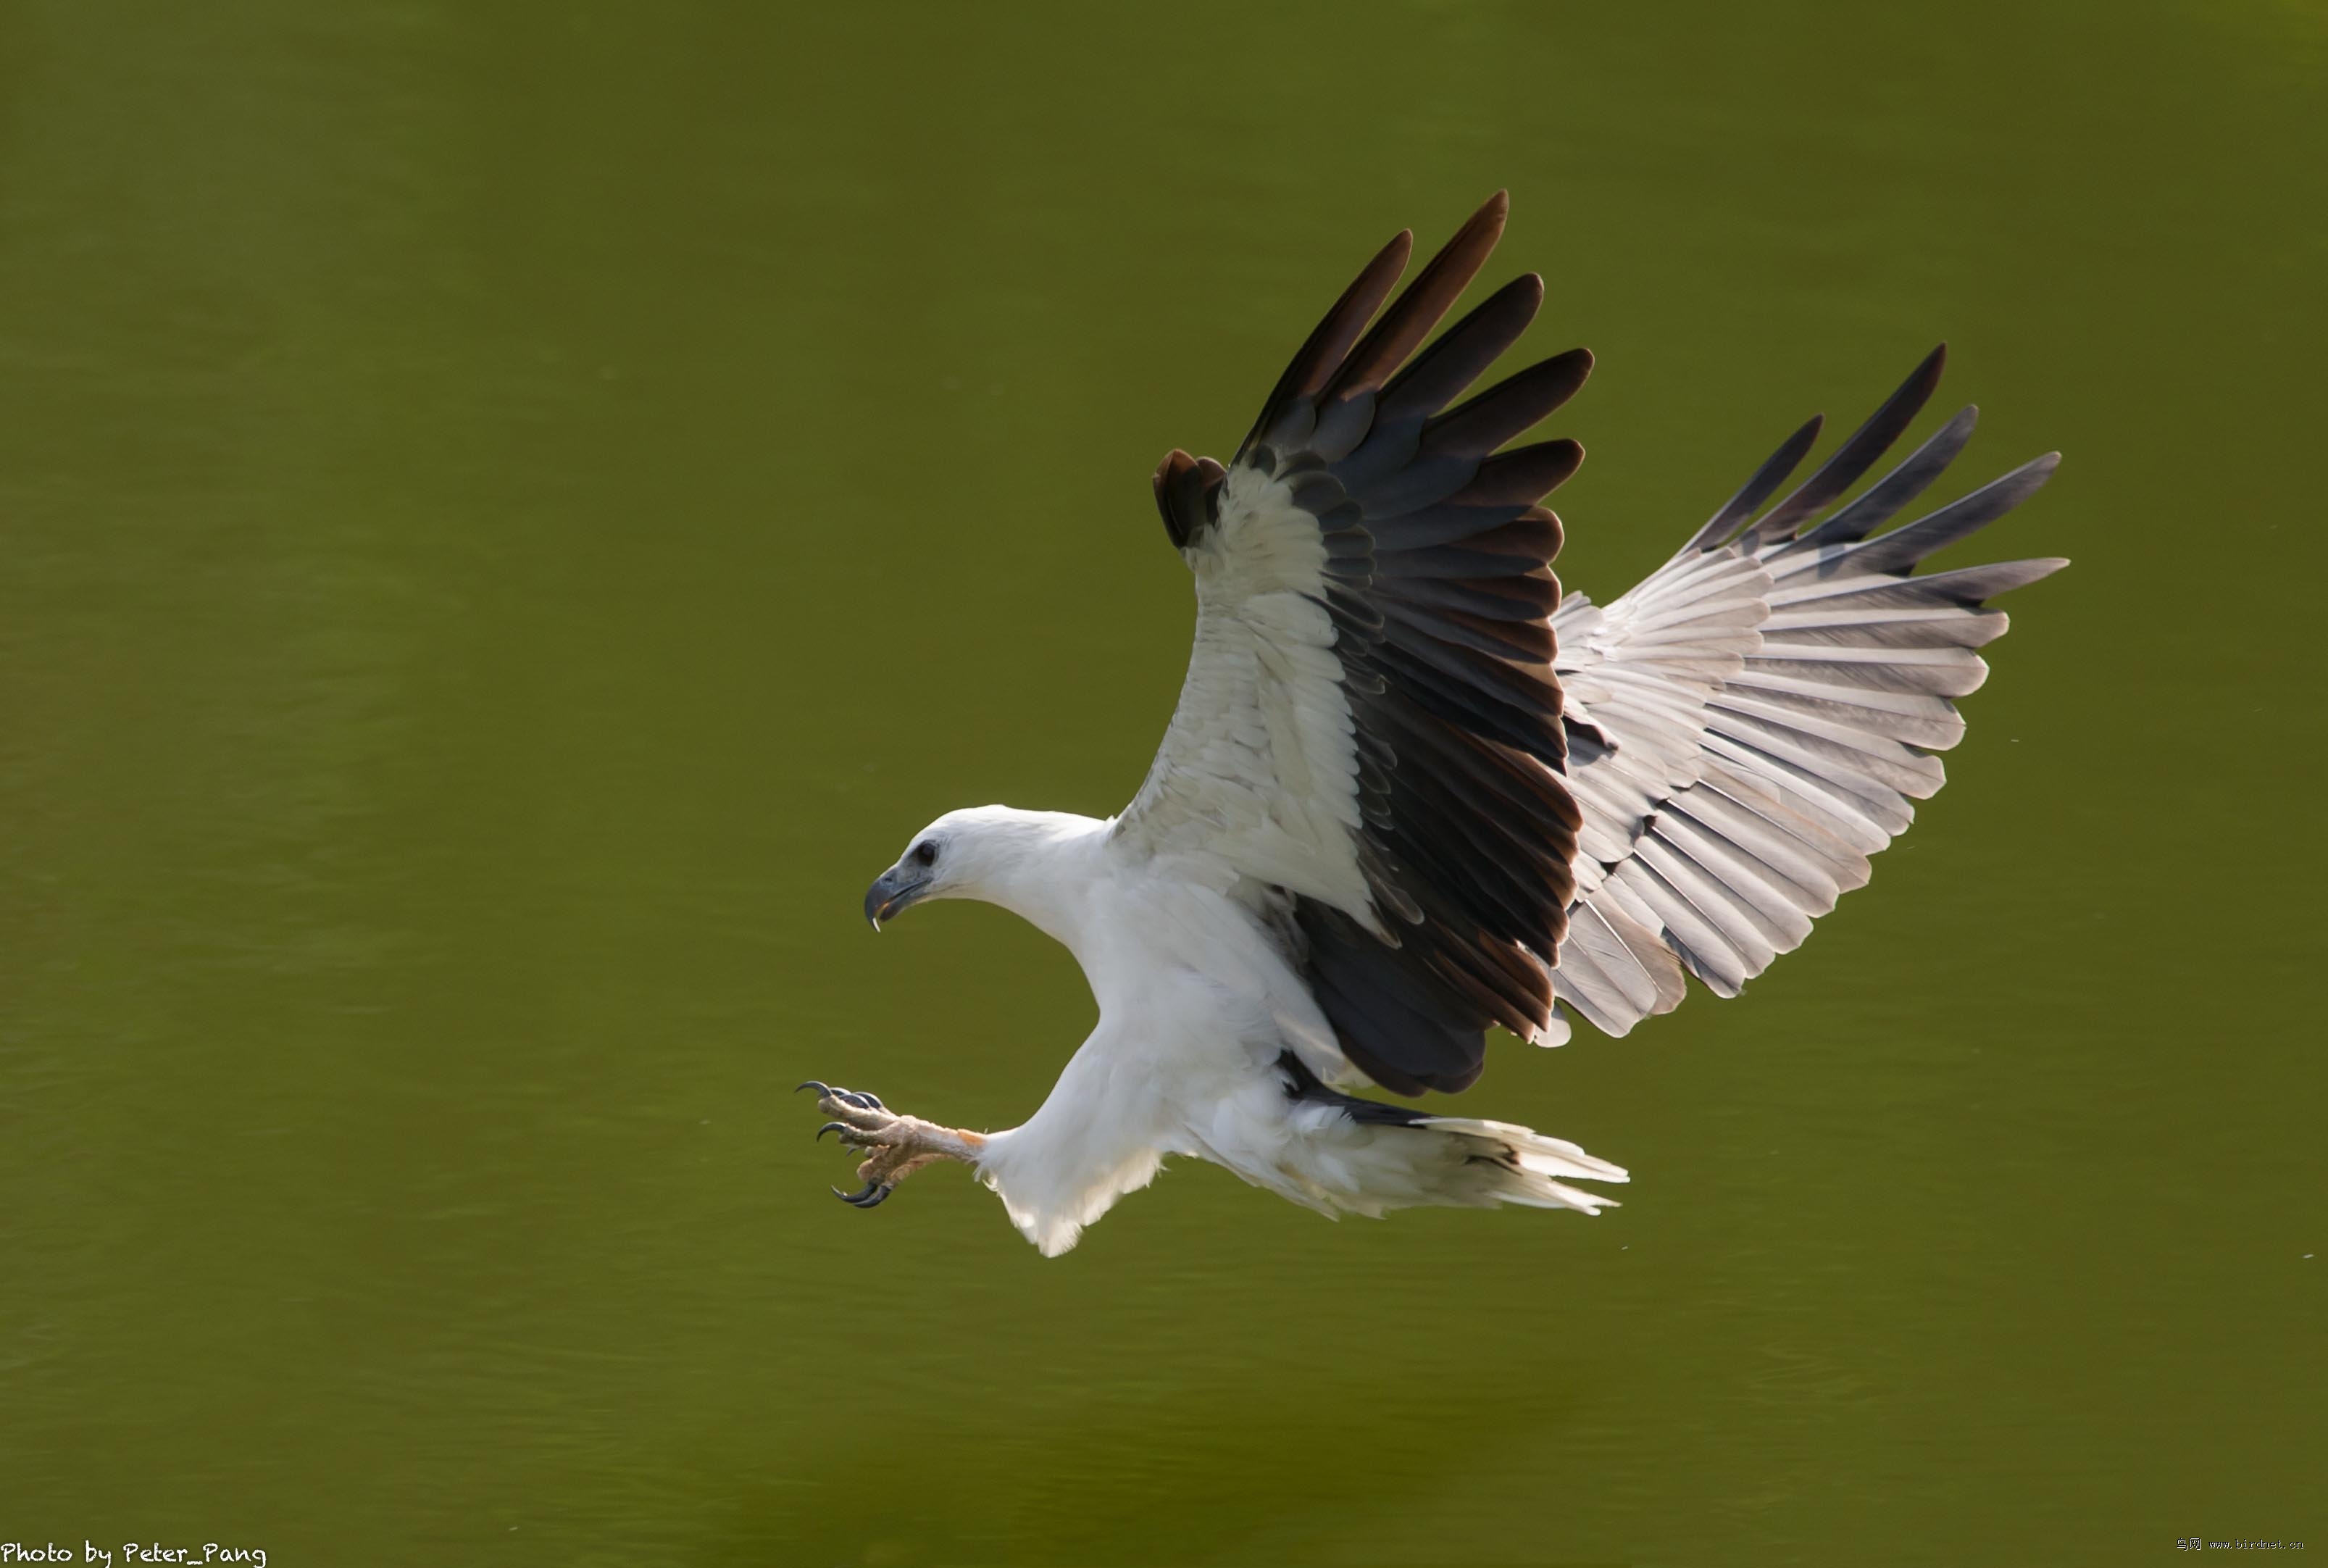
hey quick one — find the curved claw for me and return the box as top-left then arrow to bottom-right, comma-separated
796,1080 -> 833,1097
859,1092 -> 885,1110
831,1182 -> 893,1209
816,1120 -> 851,1142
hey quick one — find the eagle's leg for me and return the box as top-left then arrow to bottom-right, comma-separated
797,1082 -> 987,1209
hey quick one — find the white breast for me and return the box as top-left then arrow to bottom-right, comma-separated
972,840 -> 1345,1256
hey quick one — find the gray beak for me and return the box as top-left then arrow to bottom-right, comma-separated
863,864 -> 930,930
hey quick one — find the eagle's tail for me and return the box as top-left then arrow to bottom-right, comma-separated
1410,1114 -> 1628,1214
1261,1052 -> 1626,1217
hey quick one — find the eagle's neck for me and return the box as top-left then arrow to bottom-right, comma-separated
959,810 -> 1112,954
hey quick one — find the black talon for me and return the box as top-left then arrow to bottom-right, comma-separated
832,1089 -> 877,1111
796,1080 -> 833,1096
816,1121 -> 850,1141
832,1182 -> 892,1208
859,1093 -> 885,1109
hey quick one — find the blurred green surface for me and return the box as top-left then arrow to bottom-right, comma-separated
2,2 -> 2322,1564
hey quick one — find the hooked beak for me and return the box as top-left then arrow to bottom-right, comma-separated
863,864 -> 932,931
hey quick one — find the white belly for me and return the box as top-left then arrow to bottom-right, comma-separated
959,830 -> 1622,1255
973,872 -> 1343,1255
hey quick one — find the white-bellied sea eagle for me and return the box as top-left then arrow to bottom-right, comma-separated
801,192 -> 2066,1256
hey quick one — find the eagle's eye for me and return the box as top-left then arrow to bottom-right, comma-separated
913,841 -> 940,869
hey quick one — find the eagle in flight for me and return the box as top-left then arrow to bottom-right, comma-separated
801,192 -> 2064,1256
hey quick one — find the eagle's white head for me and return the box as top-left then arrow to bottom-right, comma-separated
861,806 -> 1103,933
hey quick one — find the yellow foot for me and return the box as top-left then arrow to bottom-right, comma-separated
796,1081 -> 984,1209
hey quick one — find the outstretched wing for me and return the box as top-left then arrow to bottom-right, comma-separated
1549,346 -> 2068,1037
1114,193 -> 1587,1095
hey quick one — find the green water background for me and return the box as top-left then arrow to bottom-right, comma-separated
3,2 -> 2322,1563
